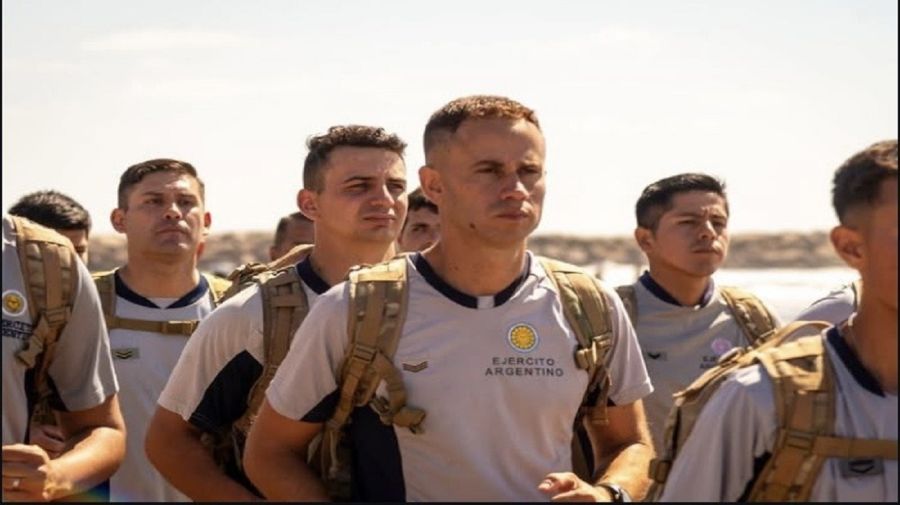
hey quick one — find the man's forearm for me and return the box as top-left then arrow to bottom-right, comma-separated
245,448 -> 328,501
146,426 -> 259,501
595,441 -> 654,501
45,426 -> 124,500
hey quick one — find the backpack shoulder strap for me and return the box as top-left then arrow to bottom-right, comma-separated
719,285 -> 779,347
232,267 -> 310,439
319,256 -> 421,493
539,257 -> 614,425
647,320 -> 831,500
267,243 -> 314,271
749,327 -> 898,501
201,272 -> 232,305
10,216 -> 79,425
614,284 -> 638,325
11,216 -> 78,370
91,269 -> 203,336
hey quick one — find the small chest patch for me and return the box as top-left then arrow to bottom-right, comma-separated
2,290 -> 28,317
710,337 -> 736,356
112,347 -> 140,360
507,323 -> 539,353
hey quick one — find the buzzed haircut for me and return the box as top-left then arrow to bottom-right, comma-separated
407,187 -> 438,215
303,125 -> 407,193
423,95 -> 541,155
635,173 -> 728,230
8,190 -> 92,232
118,158 -> 205,209
832,139 -> 898,224
273,211 -> 313,246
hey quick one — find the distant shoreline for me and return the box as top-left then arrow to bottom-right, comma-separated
87,230 -> 844,274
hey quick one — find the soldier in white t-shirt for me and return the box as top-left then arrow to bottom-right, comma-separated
619,173 -> 782,450
244,95 -> 655,502
659,139 -> 898,502
145,125 -> 409,501
99,158 -> 224,502
2,215 -> 124,502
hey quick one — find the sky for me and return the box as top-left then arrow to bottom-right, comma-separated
2,0 -> 897,237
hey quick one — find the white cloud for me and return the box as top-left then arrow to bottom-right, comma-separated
81,29 -> 256,52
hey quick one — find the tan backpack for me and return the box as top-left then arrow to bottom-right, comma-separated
9,216 -> 80,426
202,243 -> 315,475
647,320 -> 899,501
314,256 -> 617,499
615,284 -> 779,347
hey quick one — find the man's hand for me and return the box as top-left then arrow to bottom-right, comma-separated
2,444 -> 65,502
28,425 -> 66,459
538,472 -> 612,502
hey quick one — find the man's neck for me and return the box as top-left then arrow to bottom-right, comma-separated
119,255 -> 200,298
848,299 -> 898,395
309,236 -> 396,286
423,238 -> 528,297
646,265 -> 711,306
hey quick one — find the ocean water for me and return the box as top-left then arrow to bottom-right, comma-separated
596,263 -> 858,322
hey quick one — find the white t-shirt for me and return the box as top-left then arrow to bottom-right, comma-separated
627,272 -> 783,450
267,252 -> 653,501
106,270 -> 216,502
2,215 -> 118,446
157,259 -> 327,491
659,327 -> 897,502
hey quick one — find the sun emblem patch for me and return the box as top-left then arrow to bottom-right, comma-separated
508,323 -> 539,353
2,290 -> 27,317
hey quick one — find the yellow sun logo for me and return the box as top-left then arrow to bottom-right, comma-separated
2,290 -> 27,317
508,323 -> 539,352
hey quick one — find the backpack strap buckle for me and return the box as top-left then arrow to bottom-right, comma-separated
575,333 -> 610,370
781,428 -> 816,452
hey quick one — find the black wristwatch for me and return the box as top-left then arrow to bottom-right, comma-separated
597,482 -> 632,502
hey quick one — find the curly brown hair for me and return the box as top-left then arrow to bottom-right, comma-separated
422,95 -> 540,155
832,139 -> 898,223
303,125 -> 407,192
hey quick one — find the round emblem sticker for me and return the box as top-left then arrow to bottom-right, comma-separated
710,337 -> 735,356
2,290 -> 28,317
508,323 -> 539,353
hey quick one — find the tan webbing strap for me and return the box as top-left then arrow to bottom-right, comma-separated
539,258 -> 613,426
93,270 -> 208,336
320,257 -> 417,490
202,272 -> 232,304
614,285 -> 638,326
720,286 -> 779,347
647,320 -> 830,499
749,336 -> 832,501
10,216 -> 78,425
236,268 -> 310,436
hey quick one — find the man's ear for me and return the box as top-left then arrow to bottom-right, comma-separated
297,189 -> 319,221
635,227 -> 654,254
419,165 -> 443,206
110,208 -> 126,234
830,225 -> 865,270
203,211 -> 212,235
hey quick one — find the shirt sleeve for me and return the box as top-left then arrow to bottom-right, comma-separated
266,282 -> 352,422
47,258 -> 119,412
157,285 -> 265,432
659,364 -> 778,502
792,284 -> 856,326
597,280 -> 654,406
